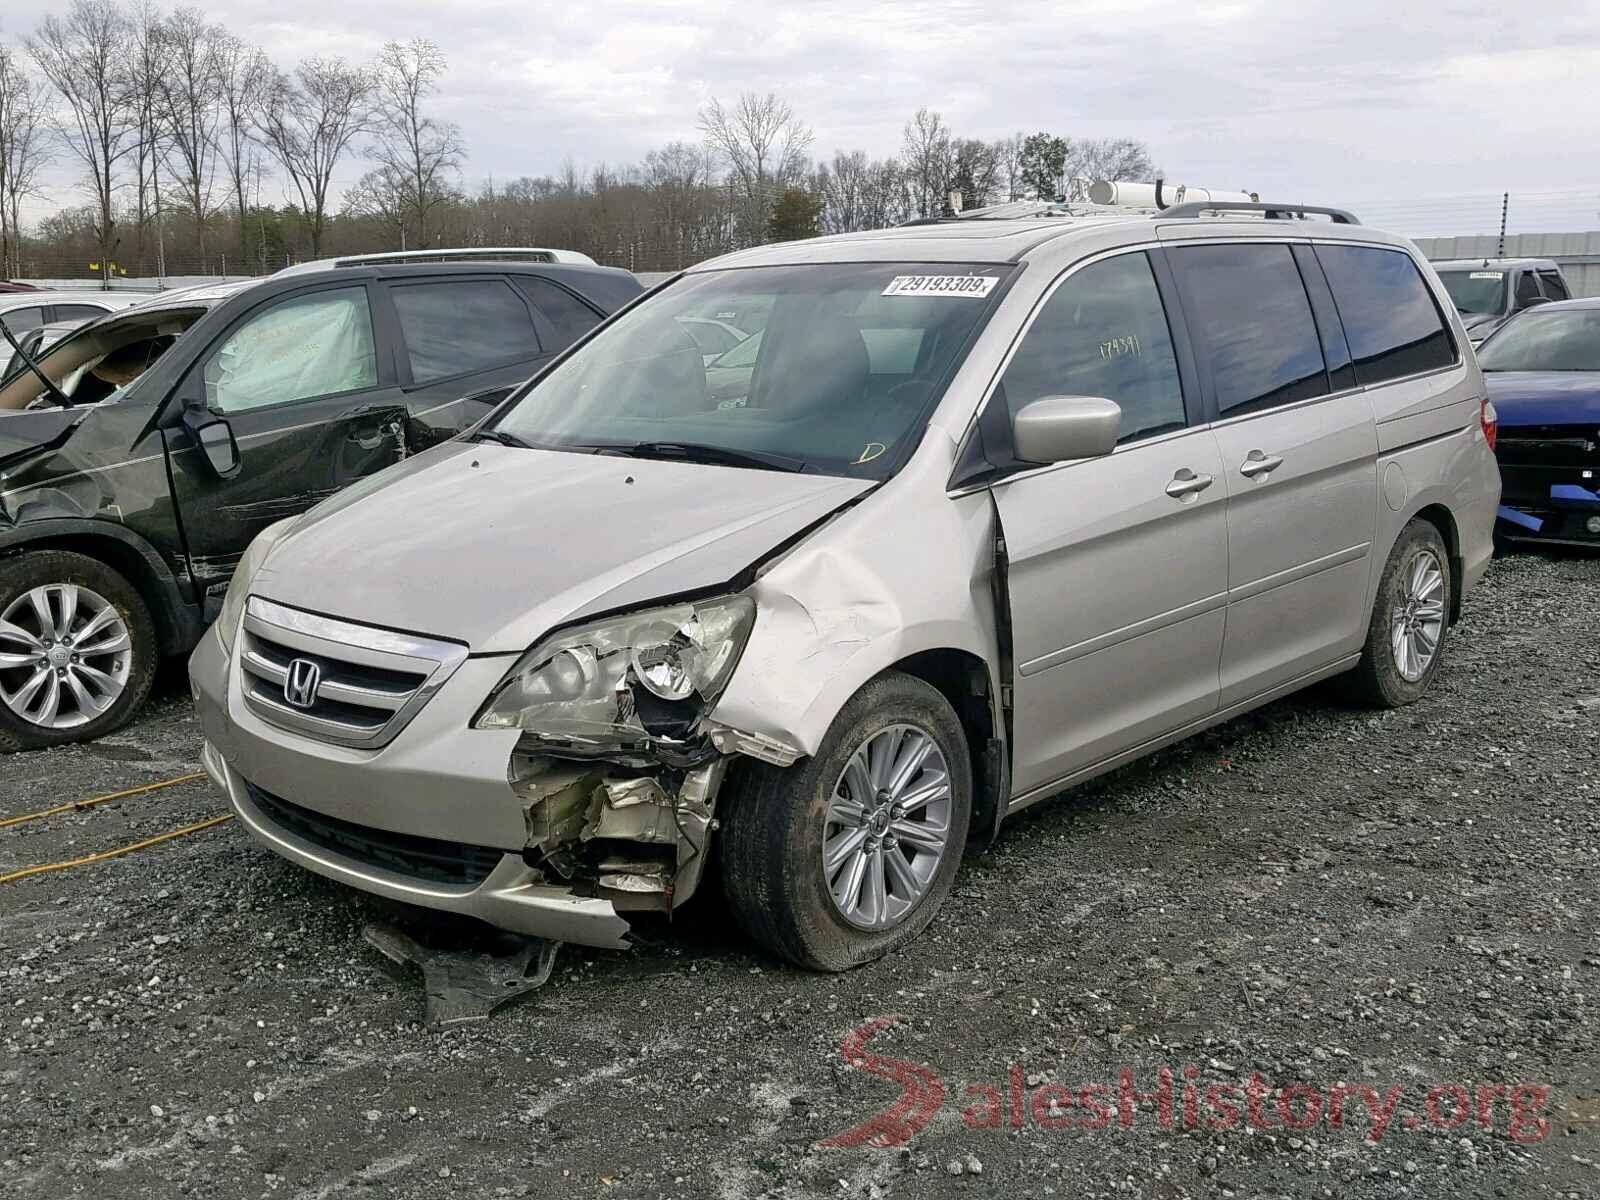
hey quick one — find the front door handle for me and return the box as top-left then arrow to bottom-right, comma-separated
1239,450 -> 1284,478
1165,468 -> 1214,500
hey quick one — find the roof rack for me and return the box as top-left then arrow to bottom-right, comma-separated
275,246 -> 597,277
1158,200 -> 1360,225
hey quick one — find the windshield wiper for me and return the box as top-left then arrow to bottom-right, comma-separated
469,427 -> 539,449
592,440 -> 807,473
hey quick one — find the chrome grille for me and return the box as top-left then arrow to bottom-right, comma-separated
239,597 -> 468,748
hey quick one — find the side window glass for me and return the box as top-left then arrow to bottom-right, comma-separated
1314,245 -> 1455,385
204,287 -> 376,414
392,280 -> 539,383
998,252 -> 1187,446
54,304 -> 109,322
1170,243 -> 1328,417
0,307 -> 45,335
518,277 -> 602,348
1515,272 -> 1541,305
1539,271 -> 1570,301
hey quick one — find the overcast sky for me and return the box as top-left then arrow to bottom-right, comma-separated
5,0 -> 1600,235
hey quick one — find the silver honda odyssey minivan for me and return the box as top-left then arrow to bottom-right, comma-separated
191,202 -> 1500,971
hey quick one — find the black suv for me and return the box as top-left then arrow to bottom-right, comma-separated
0,253 -> 641,749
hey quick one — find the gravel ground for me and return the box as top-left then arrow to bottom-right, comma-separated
2,551 -> 1597,1200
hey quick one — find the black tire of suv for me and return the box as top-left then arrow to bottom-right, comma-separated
0,551 -> 158,752
718,671 -> 972,972
1343,519 -> 1453,709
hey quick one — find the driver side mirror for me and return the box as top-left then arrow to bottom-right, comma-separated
1012,395 -> 1122,463
1516,293 -> 1551,312
184,409 -> 240,478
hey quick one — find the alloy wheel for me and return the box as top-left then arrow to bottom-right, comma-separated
0,584 -> 133,729
1389,549 -> 1446,683
821,723 -> 953,931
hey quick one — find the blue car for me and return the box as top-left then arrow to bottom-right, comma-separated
1477,298 -> 1600,547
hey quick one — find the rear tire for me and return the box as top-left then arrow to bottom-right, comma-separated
719,671 -> 972,971
1344,519 -> 1452,708
0,551 -> 157,751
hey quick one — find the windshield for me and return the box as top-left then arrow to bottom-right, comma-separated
492,262 -> 1011,478
1476,308 -> 1600,372
1437,270 -> 1507,316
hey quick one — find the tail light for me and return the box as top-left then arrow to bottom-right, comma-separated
1480,398 -> 1498,451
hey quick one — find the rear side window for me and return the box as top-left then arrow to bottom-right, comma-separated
518,277 -> 602,347
0,306 -> 45,335
391,280 -> 540,383
54,304 -> 109,321
1539,271 -> 1570,301
998,251 -> 1187,446
1169,243 -> 1328,417
1314,246 -> 1456,385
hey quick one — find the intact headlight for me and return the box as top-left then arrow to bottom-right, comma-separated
215,518 -> 293,653
473,595 -> 755,753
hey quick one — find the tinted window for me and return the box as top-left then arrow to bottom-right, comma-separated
54,304 -> 108,321
1170,244 -> 1327,417
0,306 -> 45,335
392,280 -> 538,383
205,287 -> 377,413
999,252 -> 1186,445
1515,272 -> 1541,305
518,277 -> 601,347
1314,246 -> 1455,385
1539,271 -> 1571,301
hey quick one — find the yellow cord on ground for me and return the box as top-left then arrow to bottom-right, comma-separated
0,772 -> 206,830
0,813 -> 233,884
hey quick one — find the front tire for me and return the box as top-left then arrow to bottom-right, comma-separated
1344,519 -> 1452,708
719,671 -> 972,971
0,551 -> 157,751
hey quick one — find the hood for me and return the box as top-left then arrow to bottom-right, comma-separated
1484,371 -> 1600,427
252,442 -> 873,653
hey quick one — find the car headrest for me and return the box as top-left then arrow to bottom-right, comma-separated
755,313 -> 869,415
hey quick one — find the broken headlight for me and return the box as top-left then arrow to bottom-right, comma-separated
473,595 -> 755,753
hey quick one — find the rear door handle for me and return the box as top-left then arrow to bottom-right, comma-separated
1239,450 -> 1284,478
1165,468 -> 1214,500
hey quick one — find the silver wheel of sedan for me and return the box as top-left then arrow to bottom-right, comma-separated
1389,548 -> 1446,683
0,584 -> 133,730
822,723 -> 953,931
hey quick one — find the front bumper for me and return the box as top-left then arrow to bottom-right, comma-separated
189,623 -> 632,949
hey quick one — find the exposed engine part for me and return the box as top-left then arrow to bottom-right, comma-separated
509,753 -> 733,914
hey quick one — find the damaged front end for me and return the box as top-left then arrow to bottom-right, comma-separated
512,755 -> 729,914
477,593 -> 797,917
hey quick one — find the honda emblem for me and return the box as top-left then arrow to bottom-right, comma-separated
284,658 -> 321,709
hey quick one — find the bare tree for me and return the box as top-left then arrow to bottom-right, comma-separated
900,107 -> 954,218
951,138 -> 999,211
29,0 -> 138,285
155,7 -> 225,257
215,32 -> 270,266
123,2 -> 170,274
0,46 -> 53,278
993,132 -> 1025,202
257,57 -> 373,258
697,92 -> 812,246
1066,137 -> 1154,187
369,38 -> 464,249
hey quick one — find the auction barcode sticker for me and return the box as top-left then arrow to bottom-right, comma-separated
882,275 -> 998,299
1470,271 -> 1505,279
